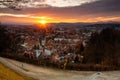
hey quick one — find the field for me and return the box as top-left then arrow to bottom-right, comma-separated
0,62 -> 36,80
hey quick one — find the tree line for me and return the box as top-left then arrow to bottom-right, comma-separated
83,28 -> 120,68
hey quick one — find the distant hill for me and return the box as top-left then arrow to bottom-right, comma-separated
1,22 -> 120,29
48,22 -> 120,29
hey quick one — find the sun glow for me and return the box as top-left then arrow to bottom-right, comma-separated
38,19 -> 48,29
40,19 -> 47,25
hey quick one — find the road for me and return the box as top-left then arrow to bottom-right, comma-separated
0,57 -> 120,80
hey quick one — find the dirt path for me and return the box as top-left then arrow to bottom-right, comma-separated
0,57 -> 120,80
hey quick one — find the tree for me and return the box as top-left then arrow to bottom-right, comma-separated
84,28 -> 120,66
0,25 -> 11,53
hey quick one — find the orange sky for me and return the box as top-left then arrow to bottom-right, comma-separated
0,13 -> 120,24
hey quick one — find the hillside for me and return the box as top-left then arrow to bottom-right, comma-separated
0,63 -> 36,80
0,57 -> 120,80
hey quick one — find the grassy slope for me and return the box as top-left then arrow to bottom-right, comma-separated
0,63 -> 36,80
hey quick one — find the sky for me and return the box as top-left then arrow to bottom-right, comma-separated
0,0 -> 120,24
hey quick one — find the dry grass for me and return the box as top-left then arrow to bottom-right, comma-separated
0,63 -> 36,80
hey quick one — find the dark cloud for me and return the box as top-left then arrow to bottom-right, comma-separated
78,0 -> 120,16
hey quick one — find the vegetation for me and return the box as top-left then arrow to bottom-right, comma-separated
0,25 -> 23,53
0,25 -> 11,53
0,63 -> 36,80
83,28 -> 120,67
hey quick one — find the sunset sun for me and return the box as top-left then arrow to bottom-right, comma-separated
40,19 -> 47,25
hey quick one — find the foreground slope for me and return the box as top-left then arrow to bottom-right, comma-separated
0,57 -> 120,80
0,62 -> 36,80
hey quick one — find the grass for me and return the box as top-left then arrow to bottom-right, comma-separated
0,62 -> 37,80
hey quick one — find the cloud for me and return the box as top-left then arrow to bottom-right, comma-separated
0,0 -> 98,8
0,13 -> 28,17
0,0 -> 120,22
44,0 -> 98,7
0,13 -> 52,20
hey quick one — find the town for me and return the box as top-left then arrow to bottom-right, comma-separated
2,23 -> 120,69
